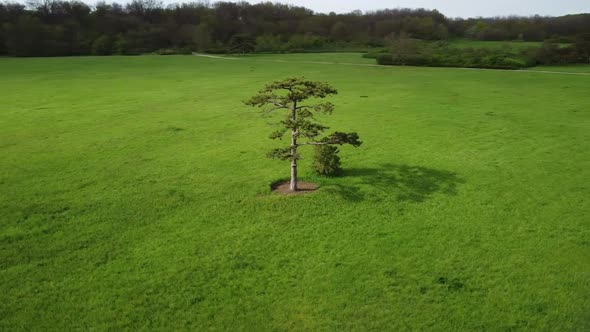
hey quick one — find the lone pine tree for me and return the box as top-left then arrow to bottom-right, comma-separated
245,77 -> 361,192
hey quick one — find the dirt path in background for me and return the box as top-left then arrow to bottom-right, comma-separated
191,53 -> 590,76
192,53 -> 240,60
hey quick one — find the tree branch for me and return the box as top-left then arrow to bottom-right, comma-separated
297,142 -> 330,146
262,105 -> 286,116
271,101 -> 287,108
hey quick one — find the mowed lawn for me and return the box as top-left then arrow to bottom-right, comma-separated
1,55 -> 589,330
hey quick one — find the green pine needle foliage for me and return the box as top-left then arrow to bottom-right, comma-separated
312,145 -> 342,176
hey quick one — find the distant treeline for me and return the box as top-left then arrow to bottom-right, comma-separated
1,0 -> 590,57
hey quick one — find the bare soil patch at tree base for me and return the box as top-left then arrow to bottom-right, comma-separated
271,181 -> 319,195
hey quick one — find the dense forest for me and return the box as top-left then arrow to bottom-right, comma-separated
1,0 -> 589,57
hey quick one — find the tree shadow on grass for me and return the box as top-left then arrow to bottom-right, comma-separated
325,163 -> 464,203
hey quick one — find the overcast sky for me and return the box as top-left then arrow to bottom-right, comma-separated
219,0 -> 590,18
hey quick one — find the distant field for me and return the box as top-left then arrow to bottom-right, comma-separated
1,54 -> 589,330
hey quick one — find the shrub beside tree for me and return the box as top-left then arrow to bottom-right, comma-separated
312,145 -> 342,176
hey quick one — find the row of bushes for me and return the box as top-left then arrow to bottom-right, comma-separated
376,50 -> 528,69
529,43 -> 590,65
200,35 -> 373,55
376,54 -> 526,69
154,48 -> 193,55
370,40 -> 590,69
91,33 -> 375,56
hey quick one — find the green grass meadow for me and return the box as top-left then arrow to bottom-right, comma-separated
528,64 -> 590,73
1,55 -> 589,330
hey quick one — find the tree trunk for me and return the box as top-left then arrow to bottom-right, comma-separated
290,157 -> 297,191
290,102 -> 298,191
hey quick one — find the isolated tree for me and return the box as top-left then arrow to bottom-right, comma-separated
245,78 -> 361,192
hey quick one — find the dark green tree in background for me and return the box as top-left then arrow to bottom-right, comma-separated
229,34 -> 256,54
387,31 -> 419,66
245,78 -> 362,192
92,35 -> 113,55
576,33 -> 590,63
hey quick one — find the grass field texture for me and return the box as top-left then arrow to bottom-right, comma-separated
1,55 -> 589,330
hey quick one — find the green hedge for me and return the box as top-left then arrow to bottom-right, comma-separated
376,53 -> 526,69
154,47 -> 193,55
372,41 -> 585,69
374,43 -> 531,69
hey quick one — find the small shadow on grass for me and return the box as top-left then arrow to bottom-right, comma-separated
325,163 -> 464,203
